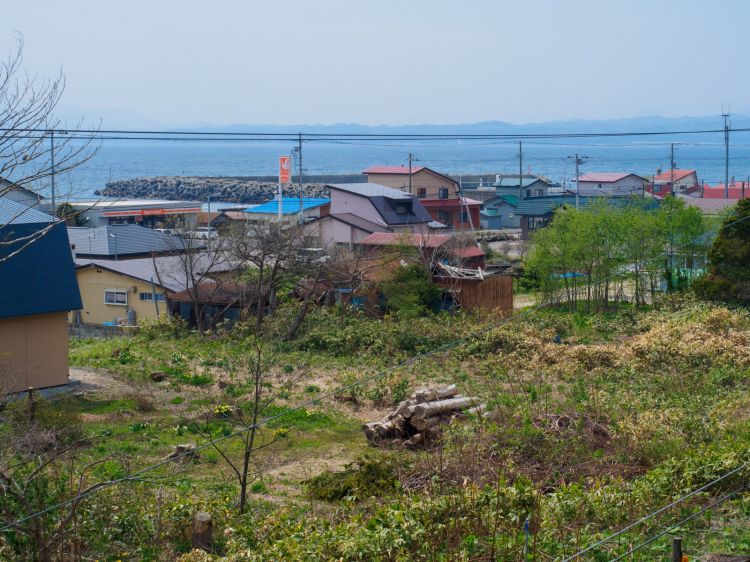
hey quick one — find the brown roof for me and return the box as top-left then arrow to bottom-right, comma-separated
170,281 -> 248,305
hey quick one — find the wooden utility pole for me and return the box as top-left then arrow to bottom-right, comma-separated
50,130 -> 55,218
723,111 -> 731,199
408,152 -> 414,194
518,141 -> 523,200
568,154 -> 587,209
670,143 -> 676,196
297,132 -> 303,223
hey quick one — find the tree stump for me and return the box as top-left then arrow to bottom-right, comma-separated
192,512 -> 213,551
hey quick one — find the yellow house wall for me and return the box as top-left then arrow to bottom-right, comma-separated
366,170 -> 459,199
73,267 -> 169,325
0,312 -> 69,393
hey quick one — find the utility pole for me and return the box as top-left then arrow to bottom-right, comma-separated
50,130 -> 55,219
408,152 -> 414,194
207,184 -> 212,255
518,141 -> 523,200
669,143 -> 676,196
297,132 -> 303,223
568,154 -> 587,209
723,110 -> 731,199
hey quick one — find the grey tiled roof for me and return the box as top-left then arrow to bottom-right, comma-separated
68,224 -> 187,257
0,197 -> 54,224
75,254 -> 237,293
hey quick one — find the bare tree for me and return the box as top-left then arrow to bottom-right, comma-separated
0,35 -> 98,260
227,220 -> 317,333
154,235 -> 241,333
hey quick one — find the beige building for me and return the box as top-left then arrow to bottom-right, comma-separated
0,313 -> 71,393
0,199 -> 82,393
364,165 -> 459,199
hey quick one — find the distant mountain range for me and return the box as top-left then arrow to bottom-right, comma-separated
194,115 -> 749,136
55,106 -> 750,141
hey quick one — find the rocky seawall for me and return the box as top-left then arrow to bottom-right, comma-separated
96,176 -> 360,203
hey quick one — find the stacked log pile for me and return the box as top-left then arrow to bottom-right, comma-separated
362,385 -> 484,448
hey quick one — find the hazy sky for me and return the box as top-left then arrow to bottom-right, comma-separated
3,0 -> 749,126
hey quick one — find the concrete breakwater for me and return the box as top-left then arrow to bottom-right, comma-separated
96,175 -> 365,203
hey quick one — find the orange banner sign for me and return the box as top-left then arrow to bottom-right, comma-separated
279,155 -> 291,184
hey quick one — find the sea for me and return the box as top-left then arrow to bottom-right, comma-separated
44,136 -> 750,200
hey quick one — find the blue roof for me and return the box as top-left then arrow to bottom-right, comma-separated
0,221 -> 82,319
243,197 -> 329,215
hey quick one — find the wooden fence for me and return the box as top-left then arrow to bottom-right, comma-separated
434,274 -> 513,312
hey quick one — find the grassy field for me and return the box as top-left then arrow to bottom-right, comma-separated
3,299 -> 750,560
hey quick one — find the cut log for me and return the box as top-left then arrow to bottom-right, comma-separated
412,397 -> 479,419
464,404 -> 486,416
411,415 -> 441,431
407,432 -> 425,446
414,384 -> 459,403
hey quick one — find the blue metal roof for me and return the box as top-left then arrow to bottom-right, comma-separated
0,221 -> 82,319
243,197 -> 329,215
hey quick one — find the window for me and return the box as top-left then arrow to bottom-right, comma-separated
438,187 -> 449,199
437,210 -> 453,227
417,188 -> 427,198
536,189 -> 544,197
394,202 -> 411,215
104,289 -> 128,306
461,210 -> 470,223
526,189 -> 531,197
139,292 -> 166,302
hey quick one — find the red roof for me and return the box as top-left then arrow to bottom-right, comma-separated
451,246 -> 486,259
653,169 -> 696,182
578,172 -> 644,183
364,165 -> 426,175
702,183 -> 750,199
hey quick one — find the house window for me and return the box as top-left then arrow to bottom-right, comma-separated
526,189 -> 531,197
438,187 -> 449,199
394,202 -> 410,215
139,292 -> 166,302
536,189 -> 544,197
104,289 -> 128,306
437,210 -> 452,226
417,188 -> 427,198
461,210 -> 470,223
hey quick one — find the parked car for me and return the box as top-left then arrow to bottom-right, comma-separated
186,227 -> 219,240
153,228 -> 174,235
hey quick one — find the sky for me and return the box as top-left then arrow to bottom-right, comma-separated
3,0 -> 750,127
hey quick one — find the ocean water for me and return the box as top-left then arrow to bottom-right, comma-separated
48,137 -> 750,199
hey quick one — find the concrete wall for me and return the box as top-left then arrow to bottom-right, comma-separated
73,267 -> 169,325
367,170 -> 459,199
0,312 -> 70,393
69,323 -> 139,338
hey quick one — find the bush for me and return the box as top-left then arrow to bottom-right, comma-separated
304,455 -> 400,501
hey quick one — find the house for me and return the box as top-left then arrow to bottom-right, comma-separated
649,169 -> 700,196
575,173 -> 647,196
364,166 -> 480,229
68,199 -> 202,228
67,224 -> 188,259
0,178 -> 46,209
480,194 -> 520,229
311,183 -> 434,247
169,281 -> 248,328
515,196 -> 581,239
358,232 -> 486,269
494,174 -> 553,198
242,197 -> 330,222
0,198 -> 81,393
73,254 -> 237,325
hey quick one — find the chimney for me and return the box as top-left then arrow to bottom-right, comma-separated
656,168 -> 662,175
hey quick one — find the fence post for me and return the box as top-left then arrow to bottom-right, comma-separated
672,537 -> 682,562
